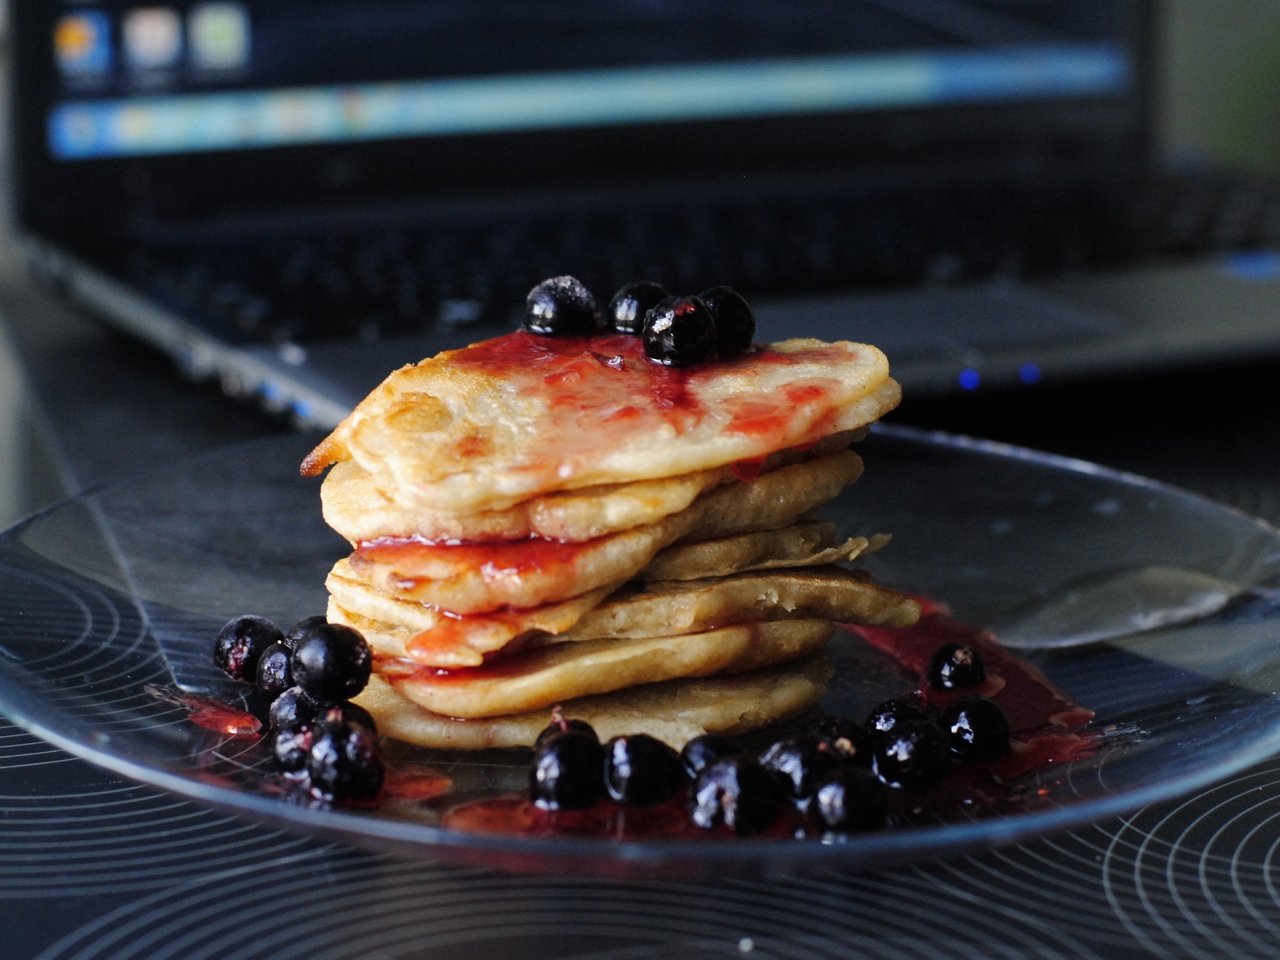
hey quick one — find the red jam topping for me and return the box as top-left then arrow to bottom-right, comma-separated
145,685 -> 262,738
353,535 -> 590,584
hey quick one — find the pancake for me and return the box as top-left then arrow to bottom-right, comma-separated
329,566 -> 918,665
390,619 -> 834,719
640,520 -> 884,581
301,331 -> 898,515
345,450 -> 865,612
354,653 -> 834,750
321,429 -> 867,545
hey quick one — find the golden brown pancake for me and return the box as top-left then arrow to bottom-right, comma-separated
330,566 -> 918,665
344,450 -> 865,612
389,619 -> 834,719
301,332 -> 898,515
640,520 -> 883,581
354,653 -> 833,750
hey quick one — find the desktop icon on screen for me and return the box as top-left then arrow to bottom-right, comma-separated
54,11 -> 113,77
124,8 -> 183,71
189,3 -> 250,71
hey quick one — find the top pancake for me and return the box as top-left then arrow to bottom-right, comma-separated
302,331 -> 899,516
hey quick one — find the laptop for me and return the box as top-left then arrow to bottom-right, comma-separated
8,1 -> 1280,429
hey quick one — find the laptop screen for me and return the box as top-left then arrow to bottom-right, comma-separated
44,1 -> 1130,161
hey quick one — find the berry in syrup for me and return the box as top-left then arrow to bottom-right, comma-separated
866,697 -> 932,735
291,623 -> 372,702
814,767 -> 888,832
758,736 -> 836,802
643,295 -> 716,367
255,642 -> 294,701
607,280 -> 670,336
807,713 -> 873,766
604,734 -> 686,806
699,285 -> 755,358
213,615 -> 283,682
534,715 -> 599,751
872,718 -> 952,791
284,614 -> 328,651
929,642 -> 985,690
942,695 -> 1010,762
689,756 -> 783,835
529,730 -> 606,810
307,709 -> 385,801
524,276 -> 599,336
681,734 -> 742,777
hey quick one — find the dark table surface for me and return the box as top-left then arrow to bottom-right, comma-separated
3,278 -> 1280,960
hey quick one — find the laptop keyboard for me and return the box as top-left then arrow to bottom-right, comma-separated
112,169 -> 1280,348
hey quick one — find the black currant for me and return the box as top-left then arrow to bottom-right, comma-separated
872,718 -> 952,791
213,615 -> 284,683
929,643 -> 986,690
291,624 -> 372,702
643,295 -> 716,367
534,717 -> 599,751
524,276 -> 599,336
307,714 -> 385,801
942,695 -> 1010,762
814,767 -> 888,832
269,686 -> 319,729
255,642 -> 294,702
699,286 -> 755,358
689,757 -> 783,835
758,736 -> 836,801
283,615 -> 328,651
681,734 -> 742,777
807,713 -> 873,766
604,734 -> 686,806
273,723 -> 314,774
529,731 -> 605,810
606,281 -> 670,335
865,697 -> 932,736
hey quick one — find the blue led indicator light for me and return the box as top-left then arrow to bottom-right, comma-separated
958,368 -> 981,391
1018,362 -> 1041,385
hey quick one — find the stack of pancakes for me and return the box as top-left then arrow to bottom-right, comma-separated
300,332 -> 920,749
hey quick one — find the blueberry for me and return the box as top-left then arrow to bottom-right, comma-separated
604,734 -> 686,806
643,295 -> 716,367
929,642 -> 985,690
307,714 -> 385,801
336,701 -> 378,736
865,697 -> 932,736
529,731 -> 605,810
524,276 -> 599,336
814,767 -> 888,832
255,642 -> 294,702
291,624 -> 372,702
273,723 -> 314,774
689,757 -> 783,835
698,286 -> 755,358
283,615 -> 328,651
213,615 -> 284,683
942,695 -> 1010,762
607,281 -> 669,335
534,717 -> 599,751
758,736 -> 836,801
807,713 -> 873,767
269,686 -> 319,729
872,718 -> 952,791
681,734 -> 742,777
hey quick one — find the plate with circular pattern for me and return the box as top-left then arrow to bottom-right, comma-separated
2,425 -> 1280,878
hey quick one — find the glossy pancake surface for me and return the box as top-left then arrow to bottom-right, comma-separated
302,332 -> 898,514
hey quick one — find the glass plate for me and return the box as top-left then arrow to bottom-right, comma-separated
2,425 -> 1280,878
